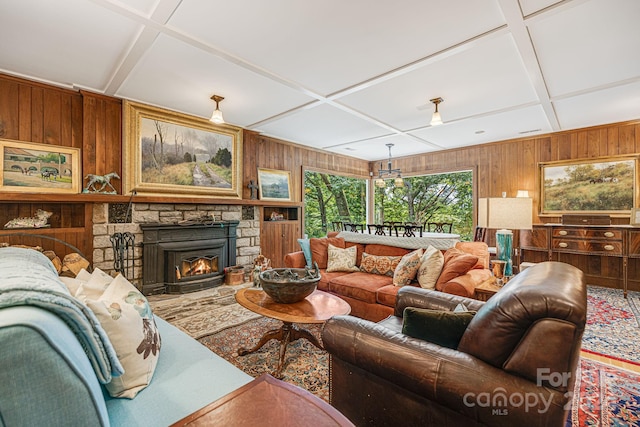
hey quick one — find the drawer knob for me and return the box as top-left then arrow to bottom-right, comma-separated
604,245 -> 614,251
559,230 -> 568,236
604,232 -> 614,238
558,242 -> 568,248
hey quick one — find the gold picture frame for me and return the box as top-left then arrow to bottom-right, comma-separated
123,101 -> 243,198
257,168 -> 292,201
0,138 -> 80,194
539,155 -> 638,216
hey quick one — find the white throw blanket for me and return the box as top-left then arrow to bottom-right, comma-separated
337,231 -> 460,250
0,247 -> 124,383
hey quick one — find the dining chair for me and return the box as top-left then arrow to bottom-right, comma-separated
331,221 -> 345,232
427,222 -> 453,233
395,223 -> 423,237
367,224 -> 387,235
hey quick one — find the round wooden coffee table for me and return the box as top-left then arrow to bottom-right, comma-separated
235,288 -> 351,378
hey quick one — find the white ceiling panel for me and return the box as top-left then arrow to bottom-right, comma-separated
528,0 -> 640,97
410,105 -> 552,149
554,81 -> 640,130
324,134 -> 437,162
117,34 -> 314,126
256,104 -> 391,150
167,0 -> 506,95
0,0 -> 638,161
0,0 -> 141,89
338,33 -> 538,131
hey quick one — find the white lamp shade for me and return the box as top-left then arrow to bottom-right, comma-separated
210,109 -> 224,124
477,197 -> 533,230
430,111 -> 442,126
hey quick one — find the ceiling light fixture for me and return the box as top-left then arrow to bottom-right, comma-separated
374,143 -> 404,188
209,94 -> 225,124
430,97 -> 444,126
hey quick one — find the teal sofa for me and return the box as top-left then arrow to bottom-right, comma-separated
0,248 -> 253,427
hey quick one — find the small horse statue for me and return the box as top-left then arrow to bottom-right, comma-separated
83,172 -> 120,194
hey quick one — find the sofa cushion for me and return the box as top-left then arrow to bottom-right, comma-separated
77,274 -> 161,399
393,249 -> 424,286
362,244 -> 410,257
376,284 -> 402,307
310,237 -> 345,269
316,269 -> 350,292
401,307 -> 475,349
360,253 -> 402,277
435,248 -> 479,291
327,244 -> 360,273
329,272 -> 393,304
417,246 -> 445,290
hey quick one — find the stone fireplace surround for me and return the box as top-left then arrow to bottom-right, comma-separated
92,203 -> 261,291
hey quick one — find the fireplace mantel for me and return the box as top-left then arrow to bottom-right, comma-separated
140,221 -> 239,295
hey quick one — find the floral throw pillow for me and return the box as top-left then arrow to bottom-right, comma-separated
417,245 -> 445,289
360,252 -> 403,277
326,244 -> 360,272
76,274 -> 161,398
393,248 -> 424,286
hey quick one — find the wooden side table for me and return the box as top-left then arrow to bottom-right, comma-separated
171,373 -> 354,427
474,277 -> 503,301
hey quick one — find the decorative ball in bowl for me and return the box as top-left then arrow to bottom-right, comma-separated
259,264 -> 321,304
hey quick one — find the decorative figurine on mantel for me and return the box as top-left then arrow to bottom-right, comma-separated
83,172 -> 120,194
248,180 -> 259,200
253,254 -> 272,287
4,209 -> 53,229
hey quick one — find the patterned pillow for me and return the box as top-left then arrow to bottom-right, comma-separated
417,245 -> 445,289
76,274 -> 161,398
393,248 -> 424,286
326,244 -> 360,272
360,252 -> 403,277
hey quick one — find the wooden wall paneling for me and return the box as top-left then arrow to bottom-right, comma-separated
105,99 -> 122,193
30,87 -> 44,143
17,84 -> 32,141
0,79 -> 19,140
618,124 -> 635,154
82,94 -> 97,179
43,90 -> 62,145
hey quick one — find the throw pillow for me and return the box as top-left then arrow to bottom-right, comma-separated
77,267 -> 116,299
435,248 -> 479,291
310,237 -> 346,269
326,244 -> 360,273
76,274 -> 161,399
402,307 -> 475,349
360,253 -> 402,277
392,248 -> 424,286
417,245 -> 445,289
297,238 -> 312,268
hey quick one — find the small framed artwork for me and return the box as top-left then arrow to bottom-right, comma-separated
631,208 -> 640,225
257,168 -> 292,201
0,138 -> 81,194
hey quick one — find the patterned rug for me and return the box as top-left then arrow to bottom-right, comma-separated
148,283 -> 260,339
582,285 -> 640,363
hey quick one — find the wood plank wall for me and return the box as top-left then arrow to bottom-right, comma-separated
389,121 -> 640,225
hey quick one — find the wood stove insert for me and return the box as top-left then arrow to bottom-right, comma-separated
140,221 -> 238,295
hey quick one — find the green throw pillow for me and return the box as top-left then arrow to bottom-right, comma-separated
402,307 -> 475,349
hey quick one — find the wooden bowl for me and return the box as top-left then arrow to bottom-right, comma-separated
259,268 -> 321,304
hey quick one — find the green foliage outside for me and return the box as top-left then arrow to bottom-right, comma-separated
303,170 -> 474,241
375,171 -> 473,240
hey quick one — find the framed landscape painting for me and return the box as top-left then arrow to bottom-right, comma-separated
0,139 -> 80,194
257,168 -> 292,201
539,156 -> 638,216
123,101 -> 243,198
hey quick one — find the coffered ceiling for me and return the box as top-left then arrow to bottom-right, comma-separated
1,0 -> 639,161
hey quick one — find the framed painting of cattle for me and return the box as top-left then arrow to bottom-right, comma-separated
0,138 -> 80,194
539,156 -> 638,216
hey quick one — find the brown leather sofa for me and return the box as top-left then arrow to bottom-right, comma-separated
284,235 -> 491,322
322,261 -> 586,426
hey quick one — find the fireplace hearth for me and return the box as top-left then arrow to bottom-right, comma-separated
140,221 -> 238,295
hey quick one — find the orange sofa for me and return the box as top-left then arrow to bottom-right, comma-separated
284,236 -> 491,322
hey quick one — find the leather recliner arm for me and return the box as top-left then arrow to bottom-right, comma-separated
322,315 -> 568,426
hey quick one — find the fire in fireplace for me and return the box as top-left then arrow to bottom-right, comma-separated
140,221 -> 238,295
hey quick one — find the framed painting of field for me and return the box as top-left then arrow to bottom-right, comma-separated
0,138 -> 80,194
539,156 -> 638,216
123,101 -> 243,198
257,168 -> 292,201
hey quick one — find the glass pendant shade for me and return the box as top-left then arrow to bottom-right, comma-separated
430,111 -> 442,126
394,176 -> 404,187
210,109 -> 224,124
375,178 -> 385,188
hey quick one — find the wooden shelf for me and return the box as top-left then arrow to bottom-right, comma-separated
0,227 -> 85,235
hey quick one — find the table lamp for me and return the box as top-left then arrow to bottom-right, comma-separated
477,197 -> 533,276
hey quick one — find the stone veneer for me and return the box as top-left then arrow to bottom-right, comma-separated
92,203 -> 261,287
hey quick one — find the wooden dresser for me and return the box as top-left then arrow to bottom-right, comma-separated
521,224 -> 640,297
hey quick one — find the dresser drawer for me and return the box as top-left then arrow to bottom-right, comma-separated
552,228 -> 622,240
552,239 -> 623,255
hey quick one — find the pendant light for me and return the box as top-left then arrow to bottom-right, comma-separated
430,97 -> 444,126
209,95 -> 225,124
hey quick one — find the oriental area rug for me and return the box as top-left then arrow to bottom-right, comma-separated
152,284 -> 640,426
